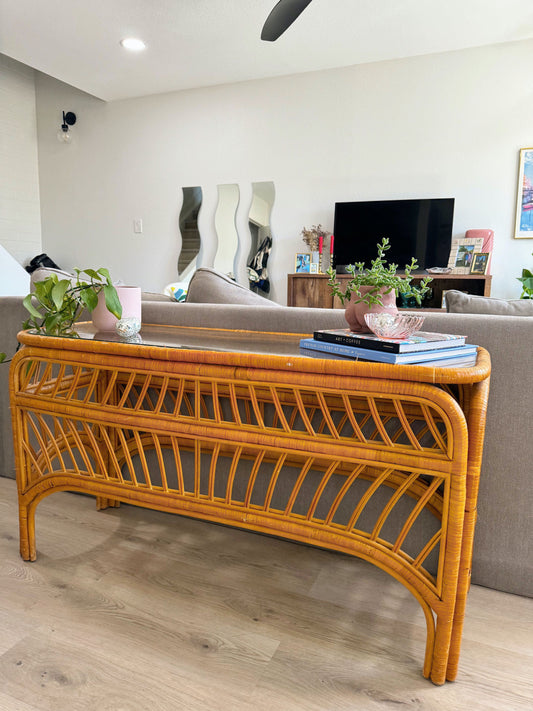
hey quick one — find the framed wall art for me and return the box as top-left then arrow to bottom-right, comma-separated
514,147 -> 533,239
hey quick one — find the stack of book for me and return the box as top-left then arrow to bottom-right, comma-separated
300,328 -> 478,367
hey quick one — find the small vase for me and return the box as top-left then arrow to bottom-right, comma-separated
344,286 -> 398,333
92,285 -> 142,332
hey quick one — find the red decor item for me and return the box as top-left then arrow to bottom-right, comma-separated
330,234 -> 334,255
319,235 -> 323,254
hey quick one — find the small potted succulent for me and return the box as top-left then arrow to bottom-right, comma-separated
23,268 -> 122,336
327,238 -> 432,332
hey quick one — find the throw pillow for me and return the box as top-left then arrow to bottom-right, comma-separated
445,290 -> 533,316
186,268 -> 280,306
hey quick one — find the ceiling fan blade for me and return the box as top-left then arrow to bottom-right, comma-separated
261,0 -> 313,42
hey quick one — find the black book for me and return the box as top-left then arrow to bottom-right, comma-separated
313,328 -> 467,354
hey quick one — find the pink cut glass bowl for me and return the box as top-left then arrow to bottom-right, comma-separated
364,313 -> 426,339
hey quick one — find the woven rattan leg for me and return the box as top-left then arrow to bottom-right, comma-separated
429,611 -> 455,685
96,497 -> 121,510
18,499 -> 36,562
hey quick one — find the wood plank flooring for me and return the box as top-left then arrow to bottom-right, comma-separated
0,476 -> 531,710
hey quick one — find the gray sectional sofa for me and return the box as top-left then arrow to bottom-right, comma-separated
1,269 -> 531,598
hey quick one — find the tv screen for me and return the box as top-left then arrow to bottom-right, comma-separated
332,198 -> 454,272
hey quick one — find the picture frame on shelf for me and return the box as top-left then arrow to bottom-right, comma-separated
514,147 -> 533,239
470,253 -> 490,275
295,252 -> 311,273
309,262 -> 319,274
447,237 -> 484,274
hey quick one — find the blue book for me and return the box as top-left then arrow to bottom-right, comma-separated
299,337 -> 478,364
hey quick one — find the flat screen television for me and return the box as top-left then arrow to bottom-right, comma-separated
332,198 -> 454,272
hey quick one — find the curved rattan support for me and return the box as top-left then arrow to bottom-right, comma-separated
10,329 -> 490,685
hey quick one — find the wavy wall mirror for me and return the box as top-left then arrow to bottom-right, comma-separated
213,183 -> 240,279
247,181 -> 275,295
178,186 -> 202,277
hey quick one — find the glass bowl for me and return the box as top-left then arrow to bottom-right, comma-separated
364,312 -> 425,339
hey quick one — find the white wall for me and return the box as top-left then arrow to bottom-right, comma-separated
0,55 -> 41,266
35,39 -> 533,302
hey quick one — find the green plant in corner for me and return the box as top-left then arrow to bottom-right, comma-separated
326,237 -> 432,306
23,268 -> 122,336
517,253 -> 533,299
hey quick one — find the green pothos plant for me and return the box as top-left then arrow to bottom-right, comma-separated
518,253 -> 533,299
326,237 -> 432,307
23,268 -> 122,336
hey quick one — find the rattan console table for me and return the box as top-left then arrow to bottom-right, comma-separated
10,324 -> 490,685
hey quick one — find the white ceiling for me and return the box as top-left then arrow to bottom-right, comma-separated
1,0 -> 532,102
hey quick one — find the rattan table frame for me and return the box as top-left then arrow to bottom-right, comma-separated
9,325 -> 491,685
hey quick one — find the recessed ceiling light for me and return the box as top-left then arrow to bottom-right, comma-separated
120,38 -> 146,52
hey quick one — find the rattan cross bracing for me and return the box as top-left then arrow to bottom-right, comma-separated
9,324 -> 490,685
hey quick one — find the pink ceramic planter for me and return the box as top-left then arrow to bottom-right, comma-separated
344,286 -> 398,332
91,286 -> 142,332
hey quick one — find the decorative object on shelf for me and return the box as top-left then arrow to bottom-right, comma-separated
427,267 -> 452,274
92,285 -> 141,332
301,224 -> 330,272
518,253 -> 533,298
470,253 -> 490,275
57,110 -> 76,143
514,147 -> 533,239
364,312 -> 426,340
23,268 -> 122,337
447,236 -> 484,274
465,229 -> 494,273
295,252 -> 311,273
327,238 -> 432,332
115,317 -> 141,339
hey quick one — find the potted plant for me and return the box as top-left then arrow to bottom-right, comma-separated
518,254 -> 533,299
301,224 -> 330,266
22,268 -> 122,336
327,238 -> 432,332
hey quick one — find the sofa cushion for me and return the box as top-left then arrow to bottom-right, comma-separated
186,267 -> 280,306
445,290 -> 533,316
141,291 -> 172,302
30,267 -> 77,290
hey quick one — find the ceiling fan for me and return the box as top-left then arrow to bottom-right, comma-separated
261,0 -> 313,42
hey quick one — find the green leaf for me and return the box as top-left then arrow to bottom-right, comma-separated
79,287 -> 98,311
51,280 -> 70,310
82,268 -> 100,281
103,284 -> 122,319
23,293 -> 43,319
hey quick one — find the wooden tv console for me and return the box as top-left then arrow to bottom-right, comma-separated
10,324 -> 490,685
287,273 -> 492,309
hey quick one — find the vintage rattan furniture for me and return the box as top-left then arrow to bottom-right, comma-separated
9,323 -> 490,685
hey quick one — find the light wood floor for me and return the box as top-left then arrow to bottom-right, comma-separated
0,476 -> 531,711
